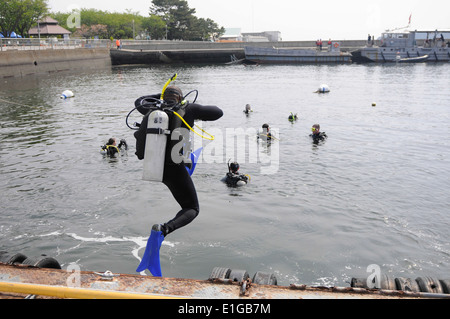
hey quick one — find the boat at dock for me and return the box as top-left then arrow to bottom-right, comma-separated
397,54 -> 429,63
352,29 -> 450,63
244,43 -> 352,64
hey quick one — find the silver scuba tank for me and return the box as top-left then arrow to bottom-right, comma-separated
142,110 -> 170,182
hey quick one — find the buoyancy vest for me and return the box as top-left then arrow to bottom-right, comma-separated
102,144 -> 120,157
225,172 -> 249,187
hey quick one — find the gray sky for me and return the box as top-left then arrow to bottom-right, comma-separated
48,0 -> 450,40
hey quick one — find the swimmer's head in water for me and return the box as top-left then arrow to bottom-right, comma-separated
311,124 -> 320,134
107,138 -> 117,145
229,162 -> 240,173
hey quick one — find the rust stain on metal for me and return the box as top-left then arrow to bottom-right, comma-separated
0,263 -> 441,299
239,278 -> 252,297
290,284 -> 307,290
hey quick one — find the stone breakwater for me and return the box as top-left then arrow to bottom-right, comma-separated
0,48 -> 111,79
0,40 -> 368,78
111,40 -> 367,65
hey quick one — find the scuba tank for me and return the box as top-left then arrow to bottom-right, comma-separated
142,109 -> 171,182
136,74 -> 180,182
129,74 -> 213,181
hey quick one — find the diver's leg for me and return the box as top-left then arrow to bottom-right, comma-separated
162,164 -> 199,236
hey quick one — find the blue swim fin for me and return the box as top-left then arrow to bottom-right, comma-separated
186,147 -> 203,176
136,229 -> 165,277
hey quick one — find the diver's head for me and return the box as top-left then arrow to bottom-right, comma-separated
262,123 -> 270,131
107,138 -> 117,146
311,124 -> 320,135
163,86 -> 183,105
229,162 -> 240,173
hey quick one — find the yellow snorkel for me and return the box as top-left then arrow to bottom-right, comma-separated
161,73 -> 178,100
161,73 -> 215,141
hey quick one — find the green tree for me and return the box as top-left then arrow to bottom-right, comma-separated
0,0 -> 48,37
51,9 -> 143,40
48,2 -> 224,40
194,17 -> 225,41
150,0 -> 224,40
141,15 -> 166,39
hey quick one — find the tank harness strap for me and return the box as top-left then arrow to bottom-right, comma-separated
107,145 -> 119,151
104,145 -> 120,155
146,128 -> 171,135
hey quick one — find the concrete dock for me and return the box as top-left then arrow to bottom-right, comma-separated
111,40 -> 367,65
1,263 -> 445,299
0,48 -> 111,79
0,39 -> 368,78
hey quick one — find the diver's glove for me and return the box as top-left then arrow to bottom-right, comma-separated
119,139 -> 128,150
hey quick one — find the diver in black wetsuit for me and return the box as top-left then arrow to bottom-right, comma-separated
134,86 -> 223,237
288,113 -> 298,122
244,104 -> 252,115
310,124 -> 327,144
101,137 -> 128,157
257,123 -> 273,142
223,162 -> 249,187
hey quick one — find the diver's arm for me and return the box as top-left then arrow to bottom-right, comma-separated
118,139 -> 128,150
184,103 -> 223,123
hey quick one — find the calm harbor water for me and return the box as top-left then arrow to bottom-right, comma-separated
0,62 -> 449,287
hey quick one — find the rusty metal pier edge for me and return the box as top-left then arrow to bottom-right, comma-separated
1,263 -> 449,300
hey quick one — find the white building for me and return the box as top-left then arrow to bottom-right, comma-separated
218,29 -> 282,42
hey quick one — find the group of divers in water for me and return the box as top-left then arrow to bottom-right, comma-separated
102,106 -> 328,189
98,75 -> 328,276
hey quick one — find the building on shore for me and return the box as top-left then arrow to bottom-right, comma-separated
218,28 -> 282,42
242,31 -> 282,42
28,17 -> 71,38
217,28 -> 243,42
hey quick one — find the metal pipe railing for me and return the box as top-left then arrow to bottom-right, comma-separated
0,281 -> 185,299
0,38 -> 111,52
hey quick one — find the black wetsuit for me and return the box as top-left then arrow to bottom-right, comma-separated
223,172 -> 249,187
134,95 -> 223,236
310,132 -> 327,144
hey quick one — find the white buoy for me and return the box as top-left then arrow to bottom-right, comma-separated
316,84 -> 330,93
60,90 -> 74,99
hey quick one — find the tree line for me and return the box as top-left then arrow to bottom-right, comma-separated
0,0 -> 225,41
0,0 -> 47,37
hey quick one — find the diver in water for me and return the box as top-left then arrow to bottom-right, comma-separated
258,123 -> 273,142
101,138 -> 128,157
244,104 -> 252,115
134,86 -> 223,237
223,161 -> 249,187
288,113 -> 298,122
310,124 -> 327,144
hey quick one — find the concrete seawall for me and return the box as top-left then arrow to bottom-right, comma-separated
121,39 -> 367,51
0,40 -> 368,77
112,40 -> 367,65
0,48 -> 111,79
